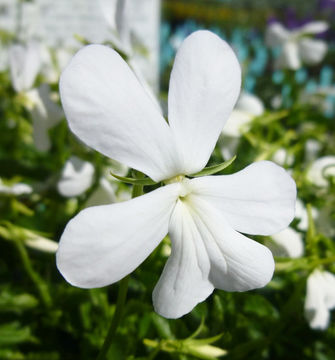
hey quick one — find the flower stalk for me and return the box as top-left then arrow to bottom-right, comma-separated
96,173 -> 144,360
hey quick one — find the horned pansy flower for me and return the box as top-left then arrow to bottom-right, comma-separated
56,31 -> 296,318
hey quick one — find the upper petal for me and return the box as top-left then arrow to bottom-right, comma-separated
56,184 -> 179,288
152,200 -> 214,319
60,44 -> 179,182
168,30 -> 241,175
9,42 -> 41,92
190,161 -> 296,235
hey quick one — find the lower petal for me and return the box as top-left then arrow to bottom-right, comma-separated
187,196 -> 275,292
56,184 -> 179,288
153,200 -> 214,319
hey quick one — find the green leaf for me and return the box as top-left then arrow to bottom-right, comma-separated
190,156 -> 236,177
0,322 -> 36,346
0,291 -> 38,313
110,171 -> 157,186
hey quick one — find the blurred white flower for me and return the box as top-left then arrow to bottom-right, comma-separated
0,179 -> 32,196
222,92 -> 264,137
305,269 -> 335,330
272,148 -> 294,167
84,177 -> 116,208
25,236 -> 58,253
9,42 -> 63,151
25,84 -> 63,151
295,198 -> 318,231
304,139 -> 321,163
99,0 -> 161,102
269,227 -> 304,258
56,31 -> 296,318
220,92 -> 264,159
266,21 -> 329,70
57,156 -> 95,197
9,41 -> 41,92
307,156 -> 335,187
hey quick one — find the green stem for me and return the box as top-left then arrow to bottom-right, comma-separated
96,276 -> 130,360
14,239 -> 52,308
96,171 -> 144,360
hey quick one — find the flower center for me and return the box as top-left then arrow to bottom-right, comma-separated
164,175 -> 192,199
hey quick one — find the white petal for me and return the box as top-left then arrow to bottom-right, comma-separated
9,42 -> 41,92
190,161 -> 296,235
0,180 -> 32,195
298,21 -> 329,35
30,85 -> 63,151
265,23 -> 290,46
276,41 -> 301,70
168,30 -> 241,175
84,177 -> 116,208
305,269 -> 335,330
60,45 -> 179,182
187,195 -> 275,291
235,92 -> 264,116
26,237 -> 58,253
270,227 -> 304,258
222,111 -> 253,137
57,156 -> 95,197
56,184 -> 179,288
152,200 -> 214,319
299,39 -> 328,65
307,156 -> 335,187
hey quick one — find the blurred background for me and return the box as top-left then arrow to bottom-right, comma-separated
0,0 -> 334,359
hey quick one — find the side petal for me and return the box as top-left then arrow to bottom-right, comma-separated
299,39 -> 328,65
56,184 -> 179,288
60,44 -> 179,182
153,200 -> 214,319
187,195 -> 275,292
190,161 -> 296,235
298,21 -> 329,35
168,30 -> 241,175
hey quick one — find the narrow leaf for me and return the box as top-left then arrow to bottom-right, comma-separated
110,171 -> 157,185
190,156 -> 236,177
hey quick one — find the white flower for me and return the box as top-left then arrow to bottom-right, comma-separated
57,156 -> 95,197
220,92 -> 264,159
0,179 -> 32,196
222,92 -> 264,138
99,0 -> 161,103
305,269 -> 335,330
56,31 -> 296,318
84,177 -> 116,207
9,41 -> 41,93
266,21 -> 329,70
272,148 -> 294,167
295,199 -> 318,232
25,84 -> 64,151
307,156 -> 335,187
9,42 -> 63,151
268,227 -> 304,258
25,236 -> 58,253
